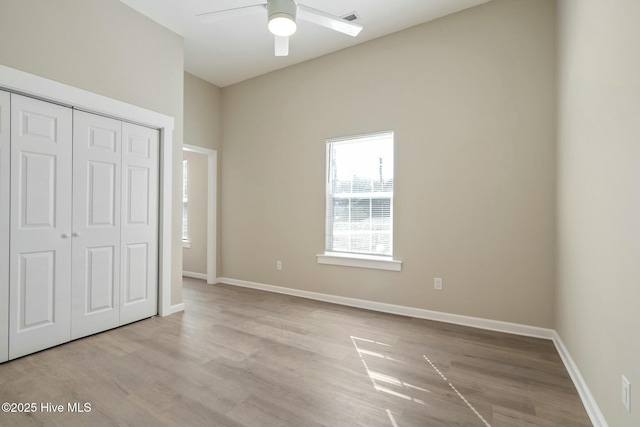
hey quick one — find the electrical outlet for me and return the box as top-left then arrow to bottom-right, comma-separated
622,375 -> 631,412
276,260 -> 282,271
434,277 -> 443,290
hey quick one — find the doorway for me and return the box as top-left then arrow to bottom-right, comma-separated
182,145 -> 217,284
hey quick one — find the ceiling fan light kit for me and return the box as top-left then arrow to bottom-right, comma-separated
197,0 -> 363,57
268,14 -> 297,36
268,0 -> 297,36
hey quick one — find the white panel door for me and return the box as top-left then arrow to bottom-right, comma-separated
0,90 -> 10,363
71,111 -> 122,340
9,94 -> 72,359
120,122 -> 159,324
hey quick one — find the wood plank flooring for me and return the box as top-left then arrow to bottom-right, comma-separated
0,278 -> 591,427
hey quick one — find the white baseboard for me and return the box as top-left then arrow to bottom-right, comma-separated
168,302 -> 185,315
216,277 -> 553,340
552,331 -> 608,427
183,271 -> 207,280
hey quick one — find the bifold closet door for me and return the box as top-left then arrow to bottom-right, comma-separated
72,114 -> 159,332
71,111 -> 122,340
9,94 -> 72,360
0,90 -> 10,363
3,96 -> 159,360
120,122 -> 159,324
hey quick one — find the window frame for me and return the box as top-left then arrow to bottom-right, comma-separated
317,131 -> 402,272
181,159 -> 190,247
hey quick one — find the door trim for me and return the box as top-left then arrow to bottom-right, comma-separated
0,90 -> 10,362
183,144 -> 217,284
0,64 -> 175,317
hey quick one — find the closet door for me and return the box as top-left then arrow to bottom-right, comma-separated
71,111 -> 122,340
120,122 -> 159,324
9,94 -> 72,360
0,90 -> 10,363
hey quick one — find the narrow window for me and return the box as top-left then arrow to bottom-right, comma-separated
182,159 -> 189,242
325,131 -> 394,257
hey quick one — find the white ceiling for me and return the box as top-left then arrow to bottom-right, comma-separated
120,0 -> 491,87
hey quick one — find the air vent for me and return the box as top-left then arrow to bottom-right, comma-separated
341,11 -> 359,22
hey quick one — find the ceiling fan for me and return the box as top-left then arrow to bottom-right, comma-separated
196,0 -> 363,57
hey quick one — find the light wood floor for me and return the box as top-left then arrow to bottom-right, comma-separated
0,278 -> 591,427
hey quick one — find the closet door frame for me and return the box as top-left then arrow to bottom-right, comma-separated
0,64 -> 176,318
0,90 -> 9,363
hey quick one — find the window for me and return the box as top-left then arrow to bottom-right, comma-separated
319,131 -> 401,271
182,159 -> 189,244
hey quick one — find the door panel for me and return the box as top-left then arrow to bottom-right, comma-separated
88,161 -> 117,226
0,90 -> 10,363
20,110 -> 59,140
71,111 -> 121,340
9,94 -> 72,360
19,251 -> 55,328
120,122 -> 158,325
127,166 -> 150,225
86,246 -> 115,312
124,243 -> 149,303
19,152 -> 56,228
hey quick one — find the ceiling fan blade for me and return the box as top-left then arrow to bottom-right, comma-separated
297,5 -> 363,37
274,35 -> 289,56
196,4 -> 266,24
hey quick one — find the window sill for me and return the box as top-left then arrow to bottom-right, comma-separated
317,252 -> 402,271
182,240 -> 191,248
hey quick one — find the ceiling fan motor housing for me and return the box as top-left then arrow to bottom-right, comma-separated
268,0 -> 297,22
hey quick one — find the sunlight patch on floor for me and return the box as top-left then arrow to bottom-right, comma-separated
350,336 -> 429,408
386,409 -> 399,427
423,355 -> 491,427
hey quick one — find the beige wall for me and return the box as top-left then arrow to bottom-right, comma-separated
184,72 -> 223,151
557,0 -> 640,425
182,150 -> 208,275
0,0 -> 185,305
184,72 -> 222,277
221,0 -> 557,327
